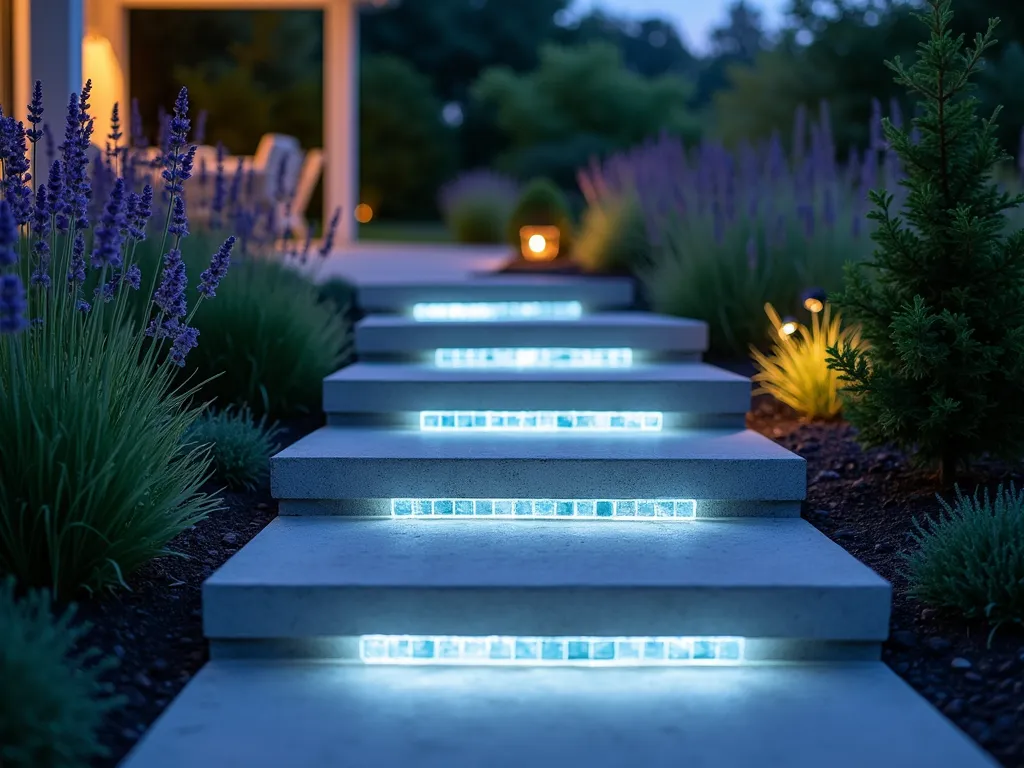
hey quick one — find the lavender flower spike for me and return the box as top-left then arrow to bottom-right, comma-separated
0,273 -> 28,333
90,178 -> 127,269
152,248 -> 188,319
169,324 -> 199,366
198,235 -> 235,297
26,81 -> 44,143
168,195 -> 189,239
67,233 -> 86,285
0,200 -> 17,266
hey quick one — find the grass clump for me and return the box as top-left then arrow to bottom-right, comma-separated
0,577 -> 121,768
188,407 -> 282,491
574,192 -> 649,274
439,170 -> 519,244
751,302 -> 862,420
904,484 -> 1024,636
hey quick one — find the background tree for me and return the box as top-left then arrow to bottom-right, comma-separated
827,0 -> 1024,484
359,55 -> 456,219
473,42 -> 699,191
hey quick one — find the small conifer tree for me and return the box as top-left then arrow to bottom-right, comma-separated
828,0 -> 1024,485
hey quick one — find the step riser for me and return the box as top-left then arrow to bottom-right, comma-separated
356,327 -> 706,356
203,585 -> 889,641
323,380 -> 752,417
271,457 -> 806,502
324,413 -> 748,430
359,350 -> 704,364
276,499 -> 802,519
208,637 -> 882,664
357,278 -> 635,313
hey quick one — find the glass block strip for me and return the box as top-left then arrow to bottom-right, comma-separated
433,347 -> 633,369
360,635 -> 745,666
412,301 -> 583,322
419,411 -> 663,432
391,498 -> 697,520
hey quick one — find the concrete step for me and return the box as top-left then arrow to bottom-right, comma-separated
270,426 -> 805,518
118,661 -> 997,768
203,516 -> 887,645
354,312 -> 707,362
357,274 -> 635,313
323,362 -> 752,425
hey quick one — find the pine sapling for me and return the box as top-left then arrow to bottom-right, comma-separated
828,0 -> 1024,485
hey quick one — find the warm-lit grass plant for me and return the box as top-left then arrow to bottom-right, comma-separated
188,406 -> 282,491
438,169 -> 519,244
904,484 -> 1024,638
574,190 -> 649,274
0,577 -> 121,768
0,83 -> 225,597
750,301 -> 862,420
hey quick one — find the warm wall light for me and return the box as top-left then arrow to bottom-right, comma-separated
519,225 -> 560,261
82,34 -> 124,150
354,203 -> 374,223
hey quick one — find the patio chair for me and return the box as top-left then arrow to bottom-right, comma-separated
280,148 -> 324,242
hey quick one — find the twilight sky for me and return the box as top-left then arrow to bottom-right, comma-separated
573,0 -> 788,51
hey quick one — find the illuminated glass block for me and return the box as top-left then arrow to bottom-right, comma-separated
360,635 -> 746,666
390,498 -> 697,521
433,347 -> 634,370
515,639 -> 540,660
693,640 -> 716,660
412,301 -> 583,322
419,410 -> 662,432
413,639 -> 435,659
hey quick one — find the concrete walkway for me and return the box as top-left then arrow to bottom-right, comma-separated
120,272 -> 998,768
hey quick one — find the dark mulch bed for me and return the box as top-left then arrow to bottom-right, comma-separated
748,396 -> 1024,768
77,413 -> 324,768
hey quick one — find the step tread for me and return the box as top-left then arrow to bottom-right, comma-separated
203,517 -> 887,639
325,361 -> 750,384
119,661 -> 995,768
273,426 -> 797,462
207,516 -> 884,590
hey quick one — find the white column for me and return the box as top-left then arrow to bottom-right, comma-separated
323,0 -> 359,246
25,0 -> 84,130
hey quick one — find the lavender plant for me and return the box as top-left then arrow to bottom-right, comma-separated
438,169 -> 520,244
0,82 -> 233,597
579,102 -> 907,356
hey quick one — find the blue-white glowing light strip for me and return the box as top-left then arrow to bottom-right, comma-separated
433,347 -> 633,369
360,635 -> 745,666
391,498 -> 696,520
412,301 -> 582,322
419,411 -> 662,432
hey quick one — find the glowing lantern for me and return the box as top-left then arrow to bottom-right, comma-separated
519,225 -> 560,262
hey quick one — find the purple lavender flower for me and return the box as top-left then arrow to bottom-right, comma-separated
90,178 -> 127,269
67,232 -> 86,285
76,299 -> 91,314
129,184 -> 154,241
96,264 -> 140,302
0,274 -> 28,333
124,263 -> 141,290
169,324 -> 199,366
0,201 -> 16,267
168,88 -> 190,149
319,207 -> 341,258
152,248 -> 187,319
26,81 -> 44,143
168,195 -> 189,239
0,116 -> 33,224
59,92 -> 90,230
198,235 -> 235,297
30,185 -> 51,287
